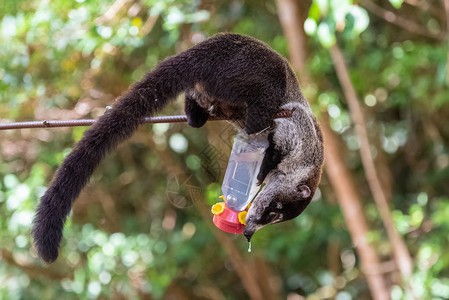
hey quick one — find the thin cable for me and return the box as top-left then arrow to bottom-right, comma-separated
0,109 -> 295,131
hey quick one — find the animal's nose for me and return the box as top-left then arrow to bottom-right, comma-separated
243,221 -> 256,242
243,229 -> 254,242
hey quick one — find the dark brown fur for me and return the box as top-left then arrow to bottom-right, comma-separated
32,33 -> 324,263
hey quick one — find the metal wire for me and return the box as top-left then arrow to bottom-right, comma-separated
0,109 -> 294,131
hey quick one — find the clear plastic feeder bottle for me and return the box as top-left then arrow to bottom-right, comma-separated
211,133 -> 269,234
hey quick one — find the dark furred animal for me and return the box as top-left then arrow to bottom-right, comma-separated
32,33 -> 324,263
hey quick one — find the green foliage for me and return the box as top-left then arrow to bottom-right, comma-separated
389,0 -> 404,9
305,0 -> 369,47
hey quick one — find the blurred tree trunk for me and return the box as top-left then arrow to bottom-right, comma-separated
327,240 -> 342,276
276,0 -> 307,77
372,129 -> 394,203
329,43 -> 413,279
321,117 -> 391,300
444,0 -> 449,84
276,1 -> 390,299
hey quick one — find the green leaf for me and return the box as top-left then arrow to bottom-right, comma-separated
315,0 -> 329,14
317,21 -> 336,48
72,126 -> 87,142
308,2 -> 321,21
389,0 -> 404,9
348,5 -> 369,34
304,18 -> 318,35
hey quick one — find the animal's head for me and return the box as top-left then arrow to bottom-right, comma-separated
243,164 -> 322,242
242,101 -> 324,241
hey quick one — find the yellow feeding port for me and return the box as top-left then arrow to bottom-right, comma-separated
211,202 -> 225,215
238,211 -> 247,225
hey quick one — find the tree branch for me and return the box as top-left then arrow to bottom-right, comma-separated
95,0 -> 132,25
140,15 -> 159,36
329,43 -> 413,279
404,0 -> 445,21
321,118 -> 392,300
276,0 -> 308,78
0,249 -> 71,281
361,0 -> 444,40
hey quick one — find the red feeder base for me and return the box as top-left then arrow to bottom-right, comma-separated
213,205 -> 245,234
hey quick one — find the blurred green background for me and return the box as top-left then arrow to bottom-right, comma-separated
1,0 -> 449,299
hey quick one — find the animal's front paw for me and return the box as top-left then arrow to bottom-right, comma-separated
187,113 -> 208,128
257,168 -> 269,186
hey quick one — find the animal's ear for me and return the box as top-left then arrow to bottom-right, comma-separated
297,185 -> 311,198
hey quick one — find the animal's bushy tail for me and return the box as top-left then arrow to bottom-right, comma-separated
32,53 -> 197,263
